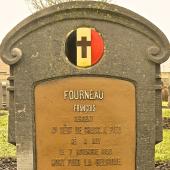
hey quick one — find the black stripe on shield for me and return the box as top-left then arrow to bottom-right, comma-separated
65,30 -> 77,65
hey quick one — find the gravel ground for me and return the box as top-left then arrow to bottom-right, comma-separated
155,161 -> 170,170
0,158 -> 16,170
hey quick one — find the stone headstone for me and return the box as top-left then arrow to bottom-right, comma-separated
0,81 -> 9,110
0,2 -> 169,170
162,86 -> 169,101
168,86 -> 170,108
0,82 -> 2,109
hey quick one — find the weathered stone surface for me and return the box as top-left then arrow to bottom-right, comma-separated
0,1 -> 169,170
162,86 -> 169,101
0,81 -> 9,110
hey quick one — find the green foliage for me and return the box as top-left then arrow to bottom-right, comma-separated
162,109 -> 170,118
0,115 -> 16,157
0,110 -> 8,116
162,101 -> 168,107
155,130 -> 170,161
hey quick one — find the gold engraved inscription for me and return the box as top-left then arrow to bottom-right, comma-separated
35,77 -> 136,170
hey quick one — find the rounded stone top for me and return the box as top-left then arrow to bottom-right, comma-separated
0,1 -> 170,65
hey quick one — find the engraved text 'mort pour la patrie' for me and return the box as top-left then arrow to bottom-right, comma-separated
64,90 -> 104,100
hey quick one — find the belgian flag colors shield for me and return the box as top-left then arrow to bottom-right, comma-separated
65,27 -> 104,68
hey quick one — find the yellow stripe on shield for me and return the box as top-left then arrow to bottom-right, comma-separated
77,27 -> 91,67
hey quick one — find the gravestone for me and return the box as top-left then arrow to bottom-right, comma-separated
0,1 -> 170,170
162,85 -> 169,101
0,82 -> 2,109
168,86 -> 170,108
0,81 -> 9,110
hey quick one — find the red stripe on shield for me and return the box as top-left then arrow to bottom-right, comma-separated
91,29 -> 104,65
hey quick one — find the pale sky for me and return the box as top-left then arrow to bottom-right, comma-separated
0,0 -> 170,71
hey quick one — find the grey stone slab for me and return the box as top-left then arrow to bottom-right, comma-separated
0,1 -> 169,170
0,81 -> 9,110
